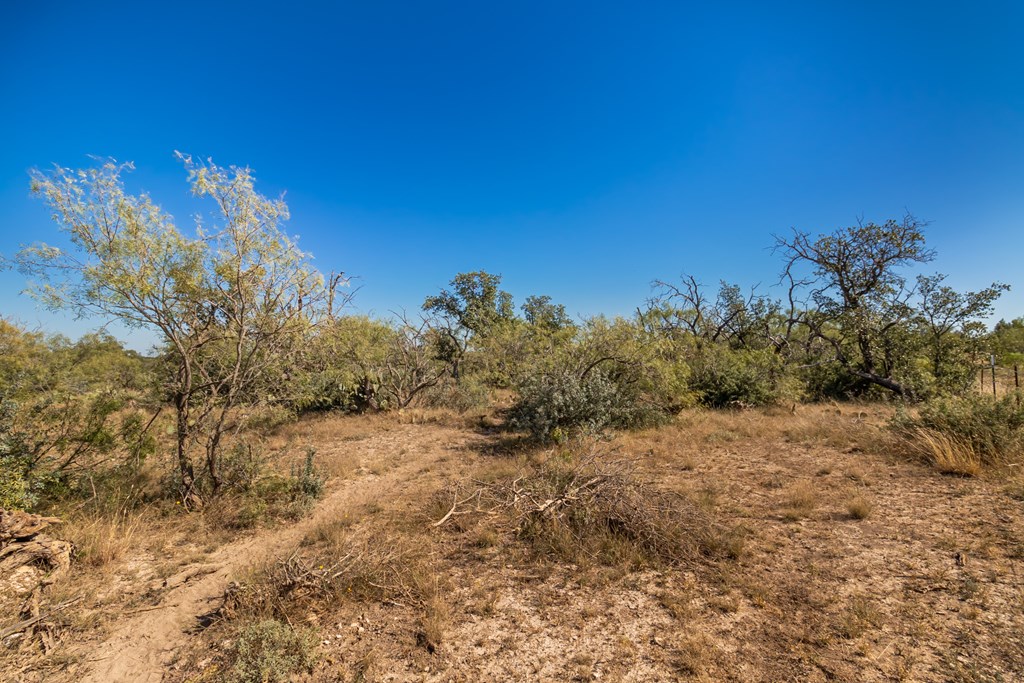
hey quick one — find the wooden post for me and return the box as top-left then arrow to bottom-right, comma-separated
991,355 -> 997,398
1016,364 -> 1020,407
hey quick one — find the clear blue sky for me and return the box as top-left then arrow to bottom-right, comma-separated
2,1 -> 1023,350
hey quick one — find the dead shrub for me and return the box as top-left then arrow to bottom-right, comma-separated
219,524 -> 450,655
436,449 -> 741,569
226,529 -> 440,622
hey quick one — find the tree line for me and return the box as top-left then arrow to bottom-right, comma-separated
1,156 -> 1017,510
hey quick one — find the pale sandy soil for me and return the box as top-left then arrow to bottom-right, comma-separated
4,406 -> 1023,682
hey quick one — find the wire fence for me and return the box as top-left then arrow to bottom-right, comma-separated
978,363 -> 1021,405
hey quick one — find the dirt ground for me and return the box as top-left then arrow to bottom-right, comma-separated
3,405 -> 1023,682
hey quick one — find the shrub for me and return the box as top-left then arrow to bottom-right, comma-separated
508,370 -> 664,442
227,448 -> 325,528
893,395 -> 1024,473
464,450 -> 742,568
420,376 -> 491,413
0,456 -> 33,510
687,346 -> 792,408
232,619 -> 317,683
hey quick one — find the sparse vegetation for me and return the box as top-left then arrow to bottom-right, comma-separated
1,157 -> 1021,682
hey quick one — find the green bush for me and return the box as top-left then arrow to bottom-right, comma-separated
893,395 -> 1024,466
232,619 -> 317,683
0,457 -> 34,510
230,448 -> 325,528
291,448 -> 326,500
420,376 -> 491,412
687,346 -> 792,407
509,370 -> 664,442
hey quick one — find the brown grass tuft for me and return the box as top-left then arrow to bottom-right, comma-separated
905,426 -> 982,476
64,511 -> 143,567
845,491 -> 874,520
780,480 -> 818,521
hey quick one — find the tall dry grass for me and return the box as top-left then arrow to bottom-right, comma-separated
63,511 -> 144,567
903,426 -> 982,477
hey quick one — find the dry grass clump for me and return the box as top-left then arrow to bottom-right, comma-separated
902,426 -> 982,477
780,481 -> 818,521
845,491 -> 874,520
441,449 -> 743,569
619,404 -> 891,460
63,511 -> 143,567
892,395 -> 1024,476
837,594 -> 882,639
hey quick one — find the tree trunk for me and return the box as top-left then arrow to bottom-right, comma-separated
174,391 -> 197,506
206,431 -> 223,494
851,370 -> 906,398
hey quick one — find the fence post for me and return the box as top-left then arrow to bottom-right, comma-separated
992,355 -> 998,398
1016,364 -> 1020,407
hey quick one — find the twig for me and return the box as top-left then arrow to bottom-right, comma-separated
125,602 -> 180,614
430,489 -> 482,527
0,596 -> 82,639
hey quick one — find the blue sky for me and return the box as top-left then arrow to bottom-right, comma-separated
2,1 -> 1023,350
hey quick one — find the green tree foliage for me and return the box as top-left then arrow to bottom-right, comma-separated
776,216 -> 946,398
423,271 -> 514,381
649,277 -> 780,350
0,319 -> 154,509
915,274 -> 1008,393
988,317 -> 1024,367
521,295 -> 573,332
646,218 -> 1006,403
294,314 -> 448,411
17,155 -> 343,505
686,345 -> 793,408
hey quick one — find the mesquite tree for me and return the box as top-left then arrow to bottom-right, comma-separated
422,271 -> 515,382
17,155 -> 343,505
774,216 -> 933,397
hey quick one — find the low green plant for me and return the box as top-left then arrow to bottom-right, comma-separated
228,448 -> 325,528
291,448 -> 326,500
231,619 -> 317,683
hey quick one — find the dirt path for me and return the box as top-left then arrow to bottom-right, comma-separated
80,422 -> 470,683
